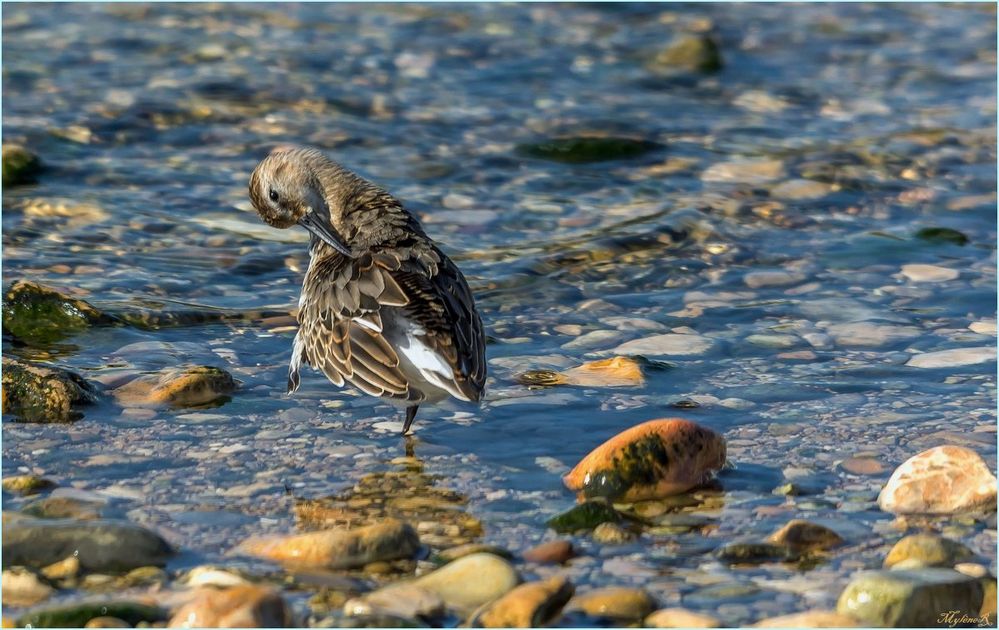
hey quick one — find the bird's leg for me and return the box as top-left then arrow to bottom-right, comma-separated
402,405 -> 419,436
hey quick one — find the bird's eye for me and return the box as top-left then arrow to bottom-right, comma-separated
268,188 -> 279,202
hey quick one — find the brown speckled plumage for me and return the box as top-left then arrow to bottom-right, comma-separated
248,146 -> 486,433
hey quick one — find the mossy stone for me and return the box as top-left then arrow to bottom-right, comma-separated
915,227 -> 969,246
836,568 -> 983,627
546,500 -> 622,533
2,357 -> 100,423
2,280 -> 113,344
652,35 -> 723,73
516,137 -> 661,164
2,144 -> 42,187
17,601 -> 167,628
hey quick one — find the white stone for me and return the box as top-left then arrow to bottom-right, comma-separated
878,445 -> 997,514
906,347 -> 995,369
901,264 -> 959,283
608,333 -> 714,357
824,322 -> 921,347
969,320 -> 997,335
744,270 -> 805,289
770,179 -> 833,200
702,158 -> 785,184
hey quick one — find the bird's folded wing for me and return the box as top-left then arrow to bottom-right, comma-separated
389,248 -> 486,402
296,253 -> 411,399
294,248 -> 484,403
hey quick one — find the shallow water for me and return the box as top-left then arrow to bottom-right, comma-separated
2,2 -> 997,625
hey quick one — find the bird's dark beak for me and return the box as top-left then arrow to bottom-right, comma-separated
298,210 -> 352,257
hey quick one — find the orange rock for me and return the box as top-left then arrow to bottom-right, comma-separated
473,575 -> 574,627
878,445 -> 997,514
563,419 -> 726,503
562,357 -> 645,388
522,540 -> 575,565
114,366 -> 236,408
238,518 -> 419,569
168,585 -> 289,628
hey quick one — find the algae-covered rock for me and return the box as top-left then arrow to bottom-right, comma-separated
547,500 -> 622,534
2,519 -> 173,573
563,418 -> 726,502
1,475 -> 56,496
766,519 -> 844,553
16,601 -> 167,628
2,280 -> 113,344
651,35 -> 723,73
22,496 -> 105,521
516,137 -> 661,164
2,144 -> 42,187
112,366 -> 237,408
884,533 -> 976,569
716,542 -> 796,565
2,357 -> 100,423
836,568 -> 983,627
915,227 -> 969,246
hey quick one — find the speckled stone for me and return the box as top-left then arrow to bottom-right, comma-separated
878,446 -> 997,514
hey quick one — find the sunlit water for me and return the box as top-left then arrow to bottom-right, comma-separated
3,3 -> 996,624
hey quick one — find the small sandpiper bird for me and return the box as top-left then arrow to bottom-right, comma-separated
248,146 -> 486,434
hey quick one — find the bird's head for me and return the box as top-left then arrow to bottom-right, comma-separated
248,146 -> 353,257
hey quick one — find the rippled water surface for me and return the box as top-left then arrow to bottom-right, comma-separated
3,3 -> 997,625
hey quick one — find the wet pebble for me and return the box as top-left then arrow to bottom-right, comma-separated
766,519 -> 844,553
884,533 -> 975,569
701,158 -> 785,184
239,519 -> 420,570
84,617 -> 131,628
645,607 -> 721,628
410,552 -> 519,614
743,270 -> 805,289
752,610 -> 859,627
770,179 -> 833,200
823,322 -> 921,347
839,457 -> 884,476
113,366 -> 237,408
901,263 -> 959,283
905,346 -> 995,368
608,332 -> 714,357
470,575 -> 574,628
592,522 -> 636,544
168,585 -> 290,628
3,519 -> 172,573
2,567 -> 54,607
344,584 -> 444,623
878,445 -> 997,514
566,587 -> 656,621
522,539 -> 575,565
